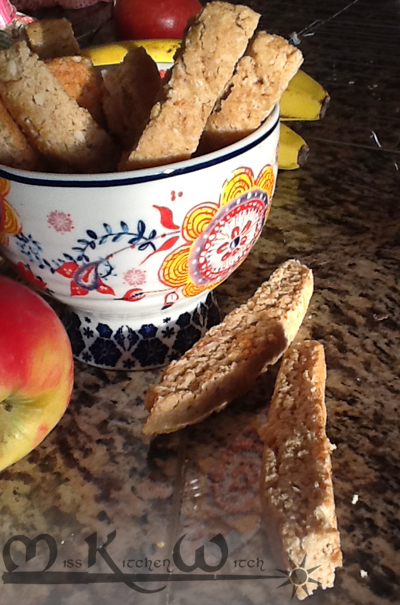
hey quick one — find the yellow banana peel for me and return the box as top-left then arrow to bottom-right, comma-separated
288,69 -> 329,103
280,87 -> 329,121
280,69 -> 330,121
278,123 -> 309,170
82,39 -> 180,67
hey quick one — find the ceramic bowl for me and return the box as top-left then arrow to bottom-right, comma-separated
0,105 -> 280,370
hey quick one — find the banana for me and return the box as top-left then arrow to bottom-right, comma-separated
280,87 -> 329,121
82,39 -> 180,67
278,70 -> 329,165
280,69 -> 330,121
278,123 -> 309,170
288,69 -> 329,103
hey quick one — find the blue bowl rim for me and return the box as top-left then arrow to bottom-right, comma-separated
0,106 -> 280,189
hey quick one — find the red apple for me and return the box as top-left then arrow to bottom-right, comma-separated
0,276 -> 74,471
115,0 -> 202,41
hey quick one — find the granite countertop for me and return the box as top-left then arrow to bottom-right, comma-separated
0,0 -> 399,603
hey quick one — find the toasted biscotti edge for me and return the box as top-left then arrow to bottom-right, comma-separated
0,97 -> 42,170
26,18 -> 80,60
144,318 -> 289,435
201,32 -> 303,151
143,259 -> 313,436
46,55 -> 105,126
259,340 -> 342,599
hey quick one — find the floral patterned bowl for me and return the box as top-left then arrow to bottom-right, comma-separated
0,105 -> 279,370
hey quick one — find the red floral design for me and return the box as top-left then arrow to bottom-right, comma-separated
123,267 -> 147,287
47,210 -> 74,234
56,261 -> 115,297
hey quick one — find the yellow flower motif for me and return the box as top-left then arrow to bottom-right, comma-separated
0,178 -> 10,197
159,165 -> 275,297
0,178 -> 21,245
182,202 -> 219,243
161,245 -> 191,288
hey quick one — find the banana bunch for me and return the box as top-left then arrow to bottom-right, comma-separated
83,41 -> 329,171
278,70 -> 330,170
279,123 -> 310,171
281,70 -> 330,121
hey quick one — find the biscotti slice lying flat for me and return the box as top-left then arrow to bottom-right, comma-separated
143,259 -> 313,436
120,1 -> 260,170
102,46 -> 161,149
25,18 -> 80,60
0,97 -> 41,170
202,32 -> 303,151
0,42 -> 117,173
46,56 -> 104,126
259,340 -> 342,600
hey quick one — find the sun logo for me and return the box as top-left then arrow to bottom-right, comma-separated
276,555 -> 320,599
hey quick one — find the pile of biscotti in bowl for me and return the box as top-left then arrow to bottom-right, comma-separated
0,1 -> 301,373
0,1 -> 303,172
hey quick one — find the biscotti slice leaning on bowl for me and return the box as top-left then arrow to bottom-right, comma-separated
119,1 -> 260,170
201,32 -> 303,152
143,259 -> 313,436
46,55 -> 105,126
258,340 -> 342,600
0,42 -> 118,173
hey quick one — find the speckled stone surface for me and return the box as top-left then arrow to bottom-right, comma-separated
0,0 -> 399,603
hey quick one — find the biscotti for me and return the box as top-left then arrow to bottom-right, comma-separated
259,340 -> 342,600
119,1 -> 260,170
0,98 -> 41,170
143,259 -> 313,435
25,18 -> 80,60
102,46 -> 161,149
0,42 -> 117,173
46,55 -> 104,125
202,32 -> 303,151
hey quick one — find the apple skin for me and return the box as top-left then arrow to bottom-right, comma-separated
0,276 -> 74,471
115,0 -> 202,41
